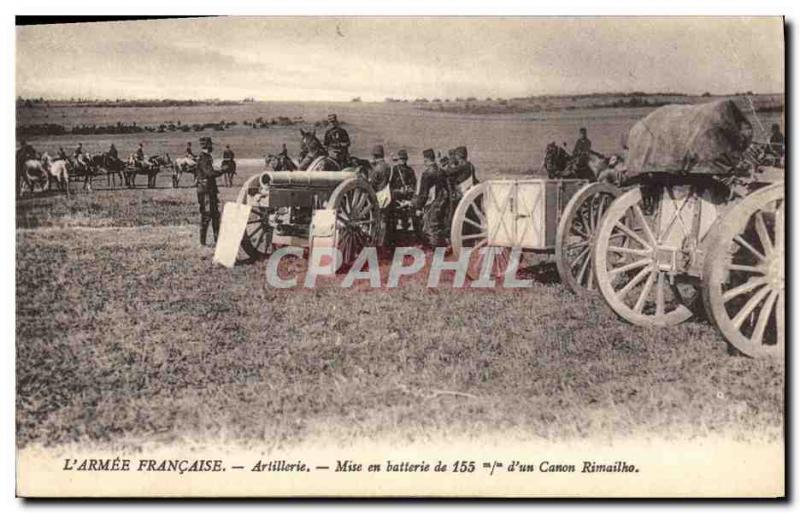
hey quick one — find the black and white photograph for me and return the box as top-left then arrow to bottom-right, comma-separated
13,15 -> 785,497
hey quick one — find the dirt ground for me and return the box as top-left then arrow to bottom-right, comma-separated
16,102 -> 785,449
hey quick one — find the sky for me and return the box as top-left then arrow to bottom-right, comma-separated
16,17 -> 784,101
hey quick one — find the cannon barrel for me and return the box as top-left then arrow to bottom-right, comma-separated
260,170 -> 358,188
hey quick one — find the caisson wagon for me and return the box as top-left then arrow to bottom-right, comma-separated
591,100 -> 785,357
450,178 -> 620,294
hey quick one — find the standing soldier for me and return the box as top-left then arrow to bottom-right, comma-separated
196,136 -> 223,246
444,146 -> 478,220
368,144 -> 391,192
414,148 -> 451,247
385,149 -> 417,241
323,114 -> 351,167
768,123 -> 785,159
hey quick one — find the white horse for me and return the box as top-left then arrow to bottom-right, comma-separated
19,155 -> 49,195
172,156 -> 197,188
42,154 -> 71,197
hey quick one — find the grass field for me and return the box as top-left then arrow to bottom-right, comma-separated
16,102 -> 784,449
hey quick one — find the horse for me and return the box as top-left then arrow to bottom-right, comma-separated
18,154 -> 50,196
66,153 -> 98,191
41,153 -> 71,197
265,144 -> 298,171
126,153 -> 170,188
298,129 -> 340,171
542,142 -> 621,182
172,156 -> 197,188
89,152 -> 126,188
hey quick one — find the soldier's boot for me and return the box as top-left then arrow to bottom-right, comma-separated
211,216 -> 221,245
200,221 -> 209,246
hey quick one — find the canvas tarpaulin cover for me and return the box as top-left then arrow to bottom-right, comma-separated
626,100 -> 750,177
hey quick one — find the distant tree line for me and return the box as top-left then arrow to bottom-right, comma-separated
16,116 -> 344,137
16,97 -> 251,108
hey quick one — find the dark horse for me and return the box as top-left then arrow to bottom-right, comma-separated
89,152 -> 126,188
265,144 -> 298,171
297,129 -> 341,171
543,142 -> 612,181
125,154 -> 171,188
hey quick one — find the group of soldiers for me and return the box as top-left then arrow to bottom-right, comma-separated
318,113 -> 479,247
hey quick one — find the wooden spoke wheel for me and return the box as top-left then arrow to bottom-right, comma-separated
556,182 -> 620,294
594,186 -> 700,327
236,175 -> 274,263
450,183 -> 513,280
328,178 -> 380,267
703,183 -> 785,357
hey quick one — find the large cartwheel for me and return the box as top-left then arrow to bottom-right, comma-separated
593,184 -> 706,327
593,178 -> 784,357
450,179 -> 620,293
702,183 -> 784,357
323,177 -> 381,267
235,175 -> 273,263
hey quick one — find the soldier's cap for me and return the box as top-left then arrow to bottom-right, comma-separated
397,149 -> 408,159
455,146 -> 468,158
372,144 -> 385,157
579,127 -> 587,133
422,148 -> 435,160
328,114 -> 338,121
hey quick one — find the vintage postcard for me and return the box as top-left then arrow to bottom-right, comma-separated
15,16 -> 785,497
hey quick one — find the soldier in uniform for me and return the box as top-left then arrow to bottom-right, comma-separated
386,149 -> 417,240
768,123 -> 785,158
222,144 -> 237,180
73,142 -> 84,159
134,143 -> 145,168
572,127 -> 592,176
443,146 -> 477,220
368,144 -> 391,192
56,147 -> 68,161
108,143 -> 118,160
323,114 -> 351,167
17,140 -> 37,163
196,137 -> 223,246
414,148 -> 451,247
185,142 -> 196,160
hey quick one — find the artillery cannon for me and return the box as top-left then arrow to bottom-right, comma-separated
216,168 -> 381,267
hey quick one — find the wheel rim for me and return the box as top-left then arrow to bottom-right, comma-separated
451,184 -> 492,279
595,187 -> 699,327
237,175 -> 273,262
334,183 -> 379,266
556,183 -> 619,294
704,186 -> 784,357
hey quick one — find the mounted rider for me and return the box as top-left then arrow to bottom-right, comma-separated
134,143 -> 146,169
108,143 -> 119,160
323,114 -> 351,168
185,142 -> 196,160
572,127 -> 592,176
57,147 -> 68,161
17,140 -> 37,163
196,136 -> 223,246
